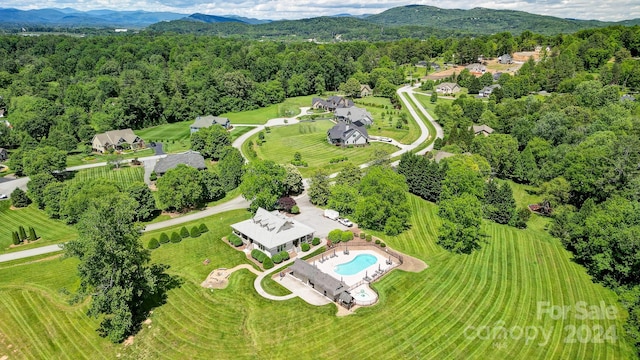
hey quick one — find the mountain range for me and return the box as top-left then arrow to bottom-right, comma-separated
0,5 -> 638,36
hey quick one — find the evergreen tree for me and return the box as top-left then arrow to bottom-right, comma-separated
199,224 -> 209,233
159,233 -> 170,244
148,238 -> 160,249
11,188 -> 31,208
483,181 -> 516,224
308,170 -> 331,206
28,227 -> 37,241
19,226 -> 27,241
190,226 -> 200,238
12,231 -> 20,245
180,226 -> 189,238
170,232 -> 182,243
430,91 -> 438,103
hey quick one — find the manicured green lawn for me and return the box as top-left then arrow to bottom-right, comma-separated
0,198 -> 635,359
0,201 -> 77,252
353,96 -> 420,144
245,121 -> 398,177
67,165 -> 144,189
219,95 -> 317,125
66,148 -> 154,167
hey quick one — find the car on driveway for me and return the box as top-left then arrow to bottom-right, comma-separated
378,137 -> 393,143
0,194 -> 7,199
338,218 -> 353,227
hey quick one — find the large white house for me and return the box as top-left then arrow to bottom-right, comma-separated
231,208 -> 315,256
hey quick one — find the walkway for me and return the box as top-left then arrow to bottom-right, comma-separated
0,244 -> 63,263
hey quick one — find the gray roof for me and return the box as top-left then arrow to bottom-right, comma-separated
327,122 -> 368,142
312,96 -> 354,110
436,82 -> 460,91
231,208 -> 314,250
154,150 -> 206,174
466,63 -> 486,72
192,115 -> 230,129
472,124 -> 495,135
290,259 -> 349,297
334,106 -> 373,125
433,151 -> 456,163
621,94 -> 636,102
93,128 -> 141,148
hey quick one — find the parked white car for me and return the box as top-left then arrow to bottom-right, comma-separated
0,194 -> 7,199
378,137 -> 393,143
338,218 -> 353,227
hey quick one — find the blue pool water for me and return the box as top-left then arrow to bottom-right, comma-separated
334,254 -> 377,276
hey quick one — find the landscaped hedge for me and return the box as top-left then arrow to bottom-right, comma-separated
159,233 -> 170,244
229,234 -> 243,247
380,242 -> 387,248
263,257 -> 274,269
375,239 -> 381,245
301,243 -> 310,252
251,249 -> 266,263
148,238 -> 160,249
312,237 -> 320,246
279,251 -> 290,261
199,224 -> 209,233
329,156 -> 348,164
365,234 -> 372,242
341,231 -> 354,242
190,226 -> 200,237
180,226 -> 190,238
272,254 -> 283,264
359,232 -> 366,239
171,232 -> 182,243
290,205 -> 300,214
328,229 -> 343,243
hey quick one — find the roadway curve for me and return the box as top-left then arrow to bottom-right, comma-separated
0,88 -> 443,266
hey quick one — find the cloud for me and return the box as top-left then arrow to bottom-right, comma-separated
2,0 -> 638,21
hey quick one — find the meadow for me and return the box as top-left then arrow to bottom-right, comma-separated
243,121 -> 398,177
0,201 -> 78,252
0,195 -> 635,359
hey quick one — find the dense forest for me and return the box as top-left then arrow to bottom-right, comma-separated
1,24 -> 640,353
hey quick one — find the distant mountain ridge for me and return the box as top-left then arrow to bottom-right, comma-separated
0,8 -> 186,28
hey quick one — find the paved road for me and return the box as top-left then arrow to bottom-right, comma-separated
0,244 -> 63,263
0,90 -> 443,263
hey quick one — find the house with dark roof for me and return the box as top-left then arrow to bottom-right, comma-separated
498,54 -> 513,64
0,147 -> 7,162
312,96 -> 354,111
191,115 -> 231,133
91,128 -> 144,153
493,72 -> 503,81
289,259 -> 354,307
479,84 -> 501,98
334,106 -> 373,126
153,150 -> 207,175
327,122 -> 369,146
231,208 -> 315,256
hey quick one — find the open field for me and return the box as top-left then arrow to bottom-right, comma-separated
67,165 -> 144,189
0,197 -> 634,359
0,201 -> 78,252
137,123 -> 253,154
353,96 -> 420,144
219,95 -> 317,125
244,121 -> 398,177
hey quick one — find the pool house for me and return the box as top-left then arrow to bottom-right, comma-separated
289,259 -> 354,308
231,208 -> 315,257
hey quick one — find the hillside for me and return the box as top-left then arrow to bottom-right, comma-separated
0,8 -> 185,28
365,5 -> 638,35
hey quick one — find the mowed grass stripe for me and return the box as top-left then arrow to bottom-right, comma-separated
68,166 -> 144,189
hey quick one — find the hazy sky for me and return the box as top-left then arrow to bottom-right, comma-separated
5,0 -> 639,22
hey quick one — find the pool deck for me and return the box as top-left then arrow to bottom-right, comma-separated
311,249 -> 394,288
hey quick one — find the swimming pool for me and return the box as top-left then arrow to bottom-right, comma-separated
334,254 -> 377,276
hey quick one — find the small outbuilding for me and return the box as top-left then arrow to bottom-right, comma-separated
289,259 -> 353,308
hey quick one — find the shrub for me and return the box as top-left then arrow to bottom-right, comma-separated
328,229 -> 343,243
359,232 -> 365,239
159,232 -> 170,243
329,156 -> 348,164
279,251 -> 290,261
148,238 -> 160,249
229,234 -> 243,247
341,231 -> 354,242
251,249 -> 266,263
150,172 -> 157,181
272,254 -> 283,264
365,234 -> 372,242
375,239 -> 381,244
171,232 -> 182,243
190,226 -> 201,238
12,231 -> 19,245
290,205 -> 300,214
180,226 -> 189,238
18,226 -> 27,241
277,196 -> 296,212
199,223 -> 209,233
28,227 -> 37,241
11,188 -> 30,208
380,242 -> 387,248
312,237 -> 320,246
301,243 -> 310,252
263,257 -> 274,269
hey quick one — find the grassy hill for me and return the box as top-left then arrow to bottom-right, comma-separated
0,196 -> 636,358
